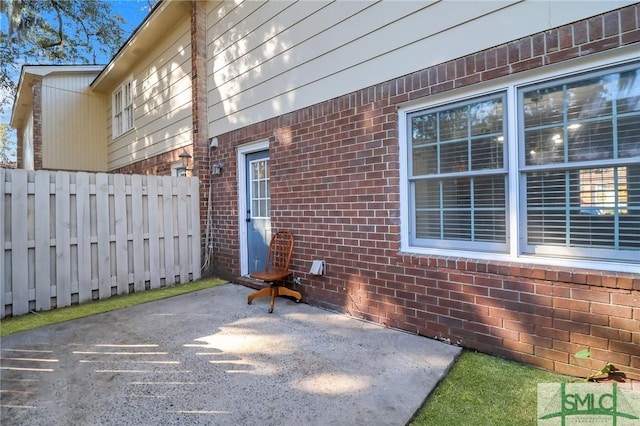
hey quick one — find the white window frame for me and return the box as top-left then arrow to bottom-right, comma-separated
237,140 -> 270,276
171,162 -> 187,177
406,92 -> 509,254
516,64 -> 640,263
399,48 -> 640,273
112,78 -> 134,138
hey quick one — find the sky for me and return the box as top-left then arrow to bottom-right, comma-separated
1,0 -> 153,162
110,0 -> 156,50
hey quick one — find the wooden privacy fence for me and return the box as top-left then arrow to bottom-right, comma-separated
0,169 -> 201,318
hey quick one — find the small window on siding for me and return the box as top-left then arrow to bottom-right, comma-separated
171,162 -> 187,177
112,79 -> 134,138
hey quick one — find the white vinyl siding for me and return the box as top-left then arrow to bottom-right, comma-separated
400,57 -> 640,271
41,72 -> 107,171
205,0 -> 633,138
107,15 -> 192,171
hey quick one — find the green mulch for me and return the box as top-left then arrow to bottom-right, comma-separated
410,350 -> 573,426
0,278 -> 227,336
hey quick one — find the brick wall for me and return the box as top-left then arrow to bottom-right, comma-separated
211,3 -> 640,382
191,0 -> 213,272
111,146 -> 189,175
32,80 -> 43,170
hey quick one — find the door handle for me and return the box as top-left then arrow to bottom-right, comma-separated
246,210 -> 251,222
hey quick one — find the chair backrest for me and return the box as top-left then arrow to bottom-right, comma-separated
265,230 -> 294,272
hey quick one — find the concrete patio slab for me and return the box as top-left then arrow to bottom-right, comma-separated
1,283 -> 461,426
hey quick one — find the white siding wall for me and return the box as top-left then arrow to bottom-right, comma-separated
205,0 -> 633,136
41,73 -> 107,171
22,112 -> 34,170
107,16 -> 192,171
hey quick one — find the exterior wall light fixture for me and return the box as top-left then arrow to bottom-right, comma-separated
212,162 -> 224,175
179,149 -> 193,174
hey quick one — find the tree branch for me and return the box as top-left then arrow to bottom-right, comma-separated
42,0 -> 63,49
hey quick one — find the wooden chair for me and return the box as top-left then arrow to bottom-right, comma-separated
247,230 -> 301,313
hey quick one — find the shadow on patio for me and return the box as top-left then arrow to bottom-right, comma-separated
1,283 -> 460,426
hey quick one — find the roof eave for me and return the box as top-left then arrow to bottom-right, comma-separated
91,0 -> 191,93
10,67 -> 32,129
10,65 -> 104,129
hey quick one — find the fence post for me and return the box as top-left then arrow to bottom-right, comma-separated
147,176 -> 161,289
34,171 -> 52,311
95,173 -> 111,299
76,172 -> 92,304
11,169 -> 29,316
131,174 -> 145,292
55,171 -> 71,308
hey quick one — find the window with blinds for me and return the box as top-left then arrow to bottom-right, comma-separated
403,61 -> 640,264
519,65 -> 640,261
408,94 -> 508,252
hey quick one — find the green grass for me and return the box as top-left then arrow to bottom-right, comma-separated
411,350 -> 573,426
0,278 -> 227,336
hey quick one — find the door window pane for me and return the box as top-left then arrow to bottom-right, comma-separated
250,159 -> 270,218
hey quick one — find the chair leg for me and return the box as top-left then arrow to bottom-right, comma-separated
274,286 -> 302,302
247,284 -> 303,313
247,287 -> 272,305
269,287 -> 277,314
